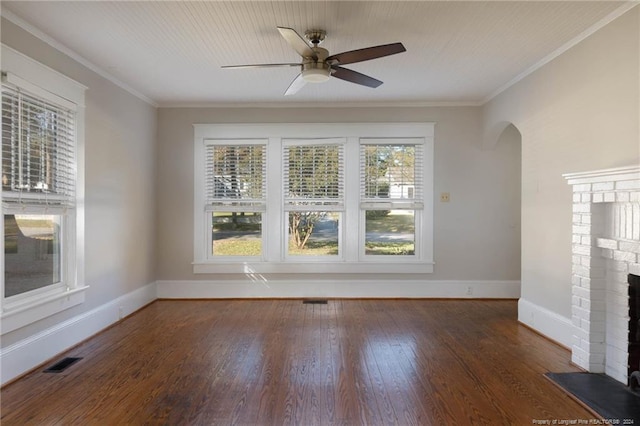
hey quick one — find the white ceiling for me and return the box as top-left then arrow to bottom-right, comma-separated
2,1 -> 634,107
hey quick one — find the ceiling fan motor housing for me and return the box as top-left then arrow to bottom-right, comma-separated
302,47 -> 331,83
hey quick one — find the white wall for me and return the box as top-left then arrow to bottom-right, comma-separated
0,8 -> 525,382
156,106 -> 521,294
482,7 -> 640,345
0,17 -> 158,368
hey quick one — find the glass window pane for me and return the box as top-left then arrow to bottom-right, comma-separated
288,211 -> 339,256
4,214 -> 62,297
284,144 -> 343,200
2,87 -> 76,199
365,210 -> 415,256
212,212 -> 262,256
209,145 -> 265,201
362,144 -> 418,200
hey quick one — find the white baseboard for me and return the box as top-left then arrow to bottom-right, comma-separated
0,282 -> 157,386
157,279 -> 521,299
518,298 -> 574,348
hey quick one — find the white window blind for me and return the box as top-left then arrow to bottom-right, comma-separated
283,141 -> 344,209
1,84 -> 76,206
360,140 -> 424,209
205,143 -> 266,209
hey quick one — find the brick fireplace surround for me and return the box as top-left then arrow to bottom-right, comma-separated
564,166 -> 640,385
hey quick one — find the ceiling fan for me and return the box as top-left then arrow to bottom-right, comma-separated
222,27 -> 406,96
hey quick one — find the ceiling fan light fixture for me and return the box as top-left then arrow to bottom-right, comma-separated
302,68 -> 331,83
223,26 -> 406,94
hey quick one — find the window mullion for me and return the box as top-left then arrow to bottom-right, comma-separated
344,137 -> 360,262
265,137 -> 282,262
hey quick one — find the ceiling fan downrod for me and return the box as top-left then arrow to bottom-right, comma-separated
304,29 -> 326,47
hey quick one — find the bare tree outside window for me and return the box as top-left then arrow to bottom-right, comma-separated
285,144 -> 342,253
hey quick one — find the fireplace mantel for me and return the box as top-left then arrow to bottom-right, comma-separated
564,165 -> 640,185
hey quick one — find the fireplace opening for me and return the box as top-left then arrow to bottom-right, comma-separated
628,273 -> 640,389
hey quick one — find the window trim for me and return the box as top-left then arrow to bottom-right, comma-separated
204,140 -> 267,261
359,139 -> 425,261
282,138 -> 345,261
1,45 -> 87,334
193,123 -> 434,274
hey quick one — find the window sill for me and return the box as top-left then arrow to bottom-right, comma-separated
1,286 -> 89,334
193,261 -> 434,274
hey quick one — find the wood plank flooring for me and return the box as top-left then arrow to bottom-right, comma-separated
1,299 -> 592,425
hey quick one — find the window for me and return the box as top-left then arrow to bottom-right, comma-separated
205,142 -> 266,258
193,123 -> 434,274
283,140 -> 344,258
1,45 -> 86,333
360,140 -> 424,257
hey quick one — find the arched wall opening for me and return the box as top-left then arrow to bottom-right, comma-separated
494,123 -> 523,297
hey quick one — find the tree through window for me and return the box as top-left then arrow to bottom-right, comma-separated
284,140 -> 344,256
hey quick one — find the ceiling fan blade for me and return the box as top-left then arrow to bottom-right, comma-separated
284,73 -> 307,96
277,27 -> 316,59
221,63 -> 300,69
327,42 -> 406,65
331,66 -> 383,88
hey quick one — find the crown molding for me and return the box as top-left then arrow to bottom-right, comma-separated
158,100 -> 483,109
0,8 -> 158,108
482,1 -> 640,105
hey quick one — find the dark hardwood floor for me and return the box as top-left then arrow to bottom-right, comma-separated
1,299 -> 591,425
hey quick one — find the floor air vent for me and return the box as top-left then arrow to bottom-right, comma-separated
44,357 -> 82,373
303,299 -> 328,304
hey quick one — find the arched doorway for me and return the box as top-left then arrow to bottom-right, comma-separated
496,123 -> 523,298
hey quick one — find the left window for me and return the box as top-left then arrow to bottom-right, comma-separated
1,46 -> 86,333
205,141 -> 266,258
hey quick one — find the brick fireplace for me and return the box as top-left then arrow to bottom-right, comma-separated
564,166 -> 640,385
